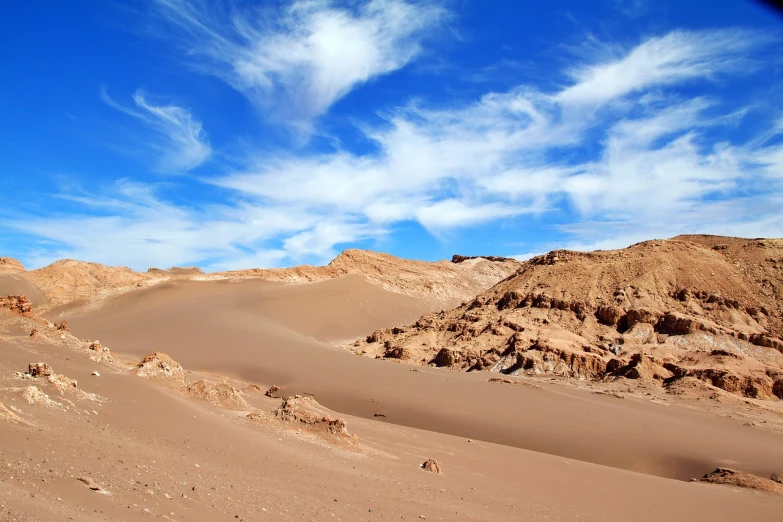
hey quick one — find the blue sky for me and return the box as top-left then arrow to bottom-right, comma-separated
1,0 -> 782,271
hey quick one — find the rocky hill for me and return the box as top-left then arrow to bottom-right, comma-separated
22,259 -> 156,312
356,236 -> 783,400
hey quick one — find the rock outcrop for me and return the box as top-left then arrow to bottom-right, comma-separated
187,380 -> 249,410
0,295 -> 33,315
273,395 -> 357,442
422,459 -> 442,474
21,386 -> 62,408
135,352 -> 187,389
19,363 -> 103,402
697,468 -> 783,495
28,362 -> 53,377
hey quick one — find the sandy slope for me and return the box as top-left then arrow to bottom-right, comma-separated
0,275 -> 44,307
59,276 -> 783,481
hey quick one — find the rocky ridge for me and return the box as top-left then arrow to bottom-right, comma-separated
200,249 -> 521,302
2,250 -> 520,313
356,236 -> 783,401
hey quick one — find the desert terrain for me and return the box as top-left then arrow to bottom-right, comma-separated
2,236 -> 783,521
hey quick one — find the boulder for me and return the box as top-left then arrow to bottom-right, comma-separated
421,459 -> 441,474
432,348 -> 460,367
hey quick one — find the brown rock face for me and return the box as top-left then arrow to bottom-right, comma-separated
422,459 -> 441,474
432,348 -> 460,367
356,236 -> 783,401
596,305 -> 623,326
608,354 -> 672,382
623,308 -> 661,331
265,385 -> 281,397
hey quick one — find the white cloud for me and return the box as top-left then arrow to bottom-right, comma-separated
557,30 -> 761,108
151,0 -> 447,127
6,181 -> 324,270
101,89 -> 211,172
416,200 -> 527,231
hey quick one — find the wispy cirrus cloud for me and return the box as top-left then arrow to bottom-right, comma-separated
208,27 -> 781,254
7,28 -> 782,270
101,88 -> 211,172
149,0 -> 448,128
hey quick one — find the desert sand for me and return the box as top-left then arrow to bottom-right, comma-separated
2,238 -> 783,521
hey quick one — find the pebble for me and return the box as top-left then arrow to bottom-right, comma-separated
91,371 -> 100,377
